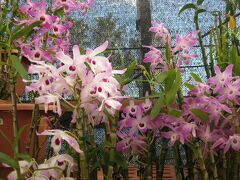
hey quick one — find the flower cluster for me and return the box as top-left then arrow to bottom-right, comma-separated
117,21 -> 240,156
7,155 -> 75,180
7,130 -> 80,179
16,0 -> 94,63
183,64 -> 240,153
117,66 -> 240,155
26,41 -> 126,125
117,94 -> 154,154
144,22 -> 198,72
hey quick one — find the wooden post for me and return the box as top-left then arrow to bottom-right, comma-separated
136,0 -> 152,95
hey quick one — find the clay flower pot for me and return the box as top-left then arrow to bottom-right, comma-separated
0,50 -> 30,99
0,103 -> 52,179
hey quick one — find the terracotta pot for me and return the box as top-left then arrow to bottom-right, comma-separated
16,57 -> 30,96
0,50 -> 29,99
0,103 -> 52,179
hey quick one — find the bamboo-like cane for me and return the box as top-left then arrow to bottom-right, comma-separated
195,143 -> 209,180
144,136 -> 153,180
209,150 -> 218,180
88,124 -> 97,180
10,78 -> 23,180
156,138 -> 168,180
193,162 -> 198,180
104,121 -> 115,180
194,14 -> 211,79
76,108 -> 89,180
25,104 -> 39,154
173,143 -> 184,180
222,152 -> 227,180
184,145 -> 194,180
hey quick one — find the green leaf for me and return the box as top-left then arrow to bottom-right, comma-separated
191,72 -> 203,82
165,70 -> 176,92
113,151 -> 128,168
190,108 -> 209,121
12,21 -> 41,40
186,142 -> 198,157
179,3 -> 197,15
84,62 -> 92,70
137,93 -> 164,100
0,41 -> 7,48
165,43 -> 172,64
10,55 -> 29,80
196,8 -> 207,14
150,93 -> 164,119
0,152 -> 17,168
16,153 -> 31,162
197,0 -> 204,5
168,108 -> 182,118
115,60 -> 137,85
60,100 -> 74,111
185,83 -> 195,90
12,24 -> 24,36
54,7 -> 65,17
165,70 -> 181,106
124,60 -> 136,79
114,74 -> 124,84
155,71 -> 168,83
13,125 -> 28,152
103,108 -> 114,120
230,46 -> 240,76
80,47 -> 85,55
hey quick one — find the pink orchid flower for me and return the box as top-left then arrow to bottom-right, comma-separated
21,37 -> 52,62
35,94 -> 62,115
56,45 -> 86,85
7,161 -> 33,180
143,45 -> 165,72
141,91 -> 152,112
149,22 -> 170,44
208,64 -> 234,93
126,110 -> 151,134
173,31 -> 199,53
48,154 -> 74,179
37,129 -> 82,153
30,154 -> 74,179
83,41 -> 112,74
116,131 -> 147,153
224,134 -> 240,153
177,53 -> 198,66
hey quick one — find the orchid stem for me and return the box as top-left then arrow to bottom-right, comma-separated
232,152 -> 239,180
75,102 -> 88,180
9,48 -> 23,179
104,122 -> 115,180
33,115 -> 40,160
173,142 -> 184,180
144,132 -> 154,180
194,13 -> 210,79
184,145 -> 194,180
209,150 -> 218,180
222,152 -> 227,180
88,124 -> 97,180
156,138 -> 168,180
195,143 -> 209,180
209,30 -> 215,77
193,162 -> 198,180
26,104 -> 39,154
